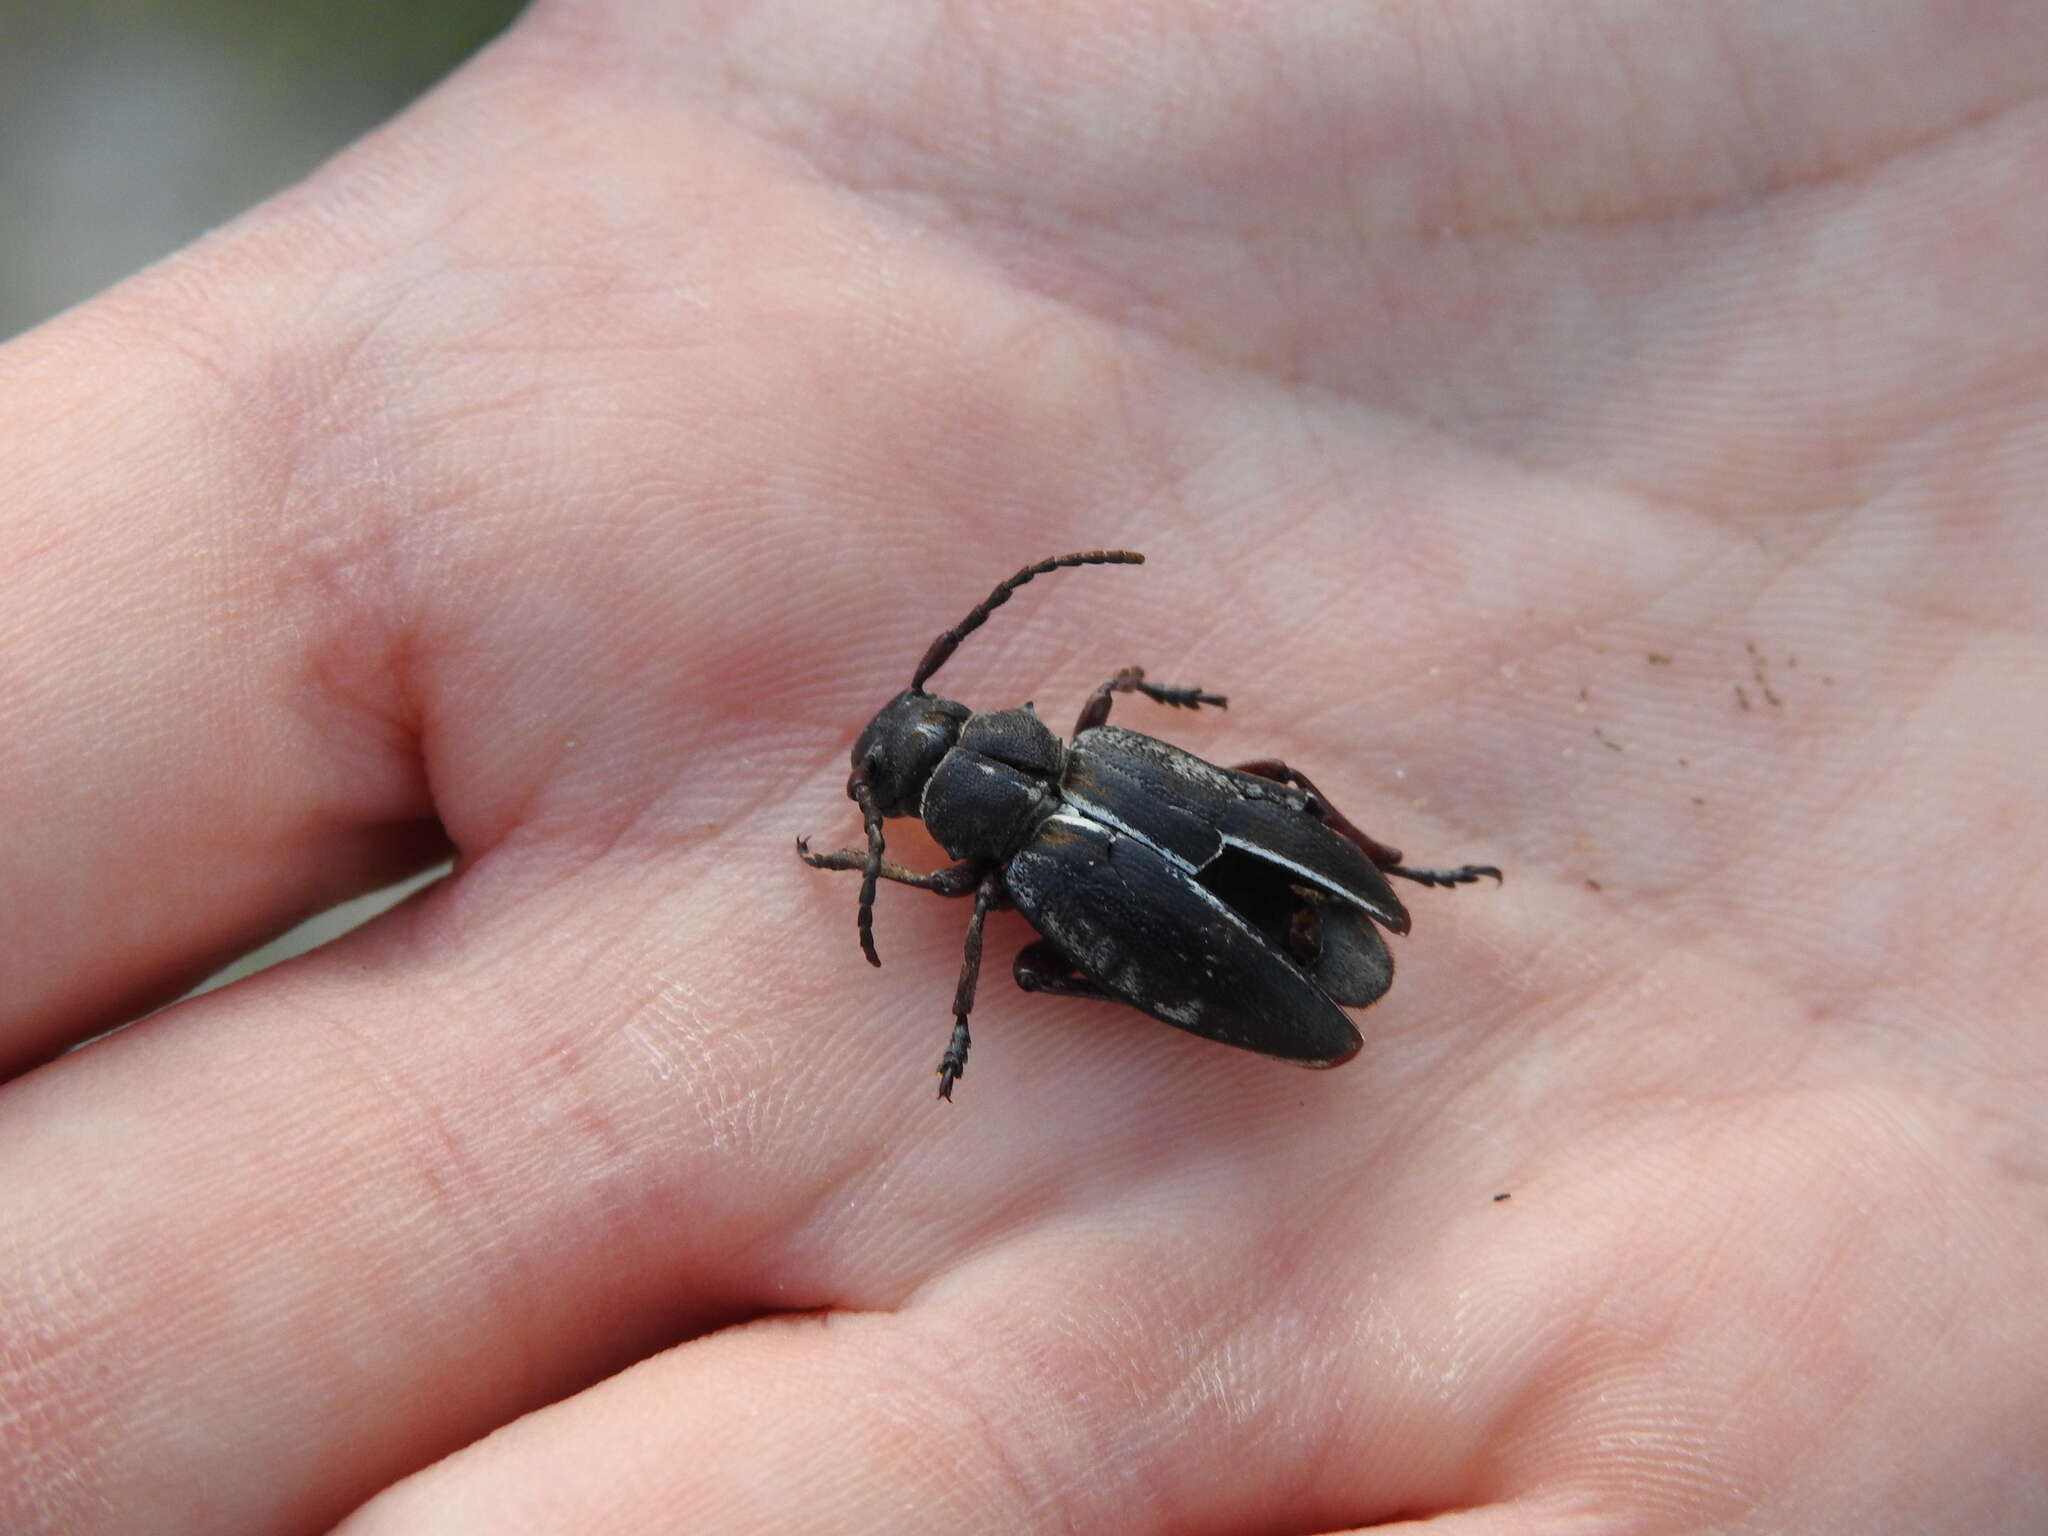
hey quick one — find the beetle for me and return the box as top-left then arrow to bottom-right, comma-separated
797,550 -> 1500,1098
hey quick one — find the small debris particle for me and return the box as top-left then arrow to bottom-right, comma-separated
1735,684 -> 1752,711
1738,643 -> 1790,707
1593,727 -> 1624,752
1691,796 -> 1707,806
1646,652 -> 1673,665
1585,877 -> 1603,891
1493,1192 -> 1512,1203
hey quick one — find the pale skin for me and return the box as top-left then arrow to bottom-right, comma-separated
2,1 -> 2045,1531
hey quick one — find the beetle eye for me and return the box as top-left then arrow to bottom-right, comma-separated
853,748 -> 900,812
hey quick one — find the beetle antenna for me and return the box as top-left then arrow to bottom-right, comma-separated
855,782 -> 886,966
910,550 -> 1143,691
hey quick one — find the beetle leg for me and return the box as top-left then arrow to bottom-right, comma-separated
1012,940 -> 1116,1001
937,870 -> 1007,1100
1073,666 -> 1227,734
795,838 -> 983,896
1230,758 -> 1409,866
1230,762 -> 1502,887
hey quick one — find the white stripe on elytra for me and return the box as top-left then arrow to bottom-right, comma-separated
1059,788 -> 1400,927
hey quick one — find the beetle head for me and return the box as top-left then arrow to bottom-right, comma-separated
839,688 -> 968,968
849,689 -> 970,819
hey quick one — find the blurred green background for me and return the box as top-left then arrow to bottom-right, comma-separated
1,0 -> 526,340
1,0 -> 526,987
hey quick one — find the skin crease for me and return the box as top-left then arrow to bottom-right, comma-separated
0,0 -> 2044,1530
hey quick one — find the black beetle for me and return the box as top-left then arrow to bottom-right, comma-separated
798,550 -> 1500,1098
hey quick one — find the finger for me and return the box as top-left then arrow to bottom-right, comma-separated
0,274 -> 441,1072
331,1259 -> 1473,1536
0,816 -> 959,1536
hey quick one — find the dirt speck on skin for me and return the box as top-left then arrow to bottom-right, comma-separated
1745,642 -> 1785,707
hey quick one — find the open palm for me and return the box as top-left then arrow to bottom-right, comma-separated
4,2 -> 2044,1531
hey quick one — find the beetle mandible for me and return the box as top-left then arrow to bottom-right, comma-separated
797,550 -> 1500,1099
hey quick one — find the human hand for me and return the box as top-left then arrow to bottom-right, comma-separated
4,2 -> 2044,1531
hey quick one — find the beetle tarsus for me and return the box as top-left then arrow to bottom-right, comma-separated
931,872 -> 1003,1099
1388,863 -> 1503,888
937,1019 -> 971,1099
1152,684 -> 1227,710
